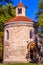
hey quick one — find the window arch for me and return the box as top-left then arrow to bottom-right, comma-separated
18,8 -> 22,14
30,29 -> 35,39
6,30 -> 9,40
30,30 -> 32,38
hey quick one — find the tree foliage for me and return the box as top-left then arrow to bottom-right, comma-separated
4,0 -> 13,3
0,32 -> 3,62
0,4 -> 15,23
0,4 -> 15,31
39,0 -> 43,10
36,0 -> 43,35
0,0 -> 14,7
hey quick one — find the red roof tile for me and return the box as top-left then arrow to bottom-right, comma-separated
8,16 -> 33,22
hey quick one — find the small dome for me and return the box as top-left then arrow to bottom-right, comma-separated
8,16 -> 33,22
7,2 -> 33,23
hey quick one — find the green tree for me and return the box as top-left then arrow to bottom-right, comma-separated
36,0 -> 43,35
0,4 -> 15,31
38,13 -> 43,34
0,0 -> 14,7
0,4 -> 15,23
5,0 -> 13,3
0,32 -> 3,62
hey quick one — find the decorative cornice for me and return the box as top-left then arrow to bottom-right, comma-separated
4,21 -> 34,28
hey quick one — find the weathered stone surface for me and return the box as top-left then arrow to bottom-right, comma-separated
3,25 -> 35,63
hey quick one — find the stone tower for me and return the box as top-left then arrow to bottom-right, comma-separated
3,2 -> 35,63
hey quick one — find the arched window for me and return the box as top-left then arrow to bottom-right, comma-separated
30,30 -> 32,38
6,30 -> 9,40
30,29 -> 35,39
18,8 -> 22,14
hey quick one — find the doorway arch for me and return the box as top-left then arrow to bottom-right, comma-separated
26,41 -> 36,61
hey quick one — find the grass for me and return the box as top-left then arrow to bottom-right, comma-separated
0,63 -> 43,65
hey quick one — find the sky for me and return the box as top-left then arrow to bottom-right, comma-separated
0,0 -> 39,22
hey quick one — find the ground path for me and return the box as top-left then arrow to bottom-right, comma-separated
0,63 -> 43,65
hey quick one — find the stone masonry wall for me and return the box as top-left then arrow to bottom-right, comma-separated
3,25 -> 34,63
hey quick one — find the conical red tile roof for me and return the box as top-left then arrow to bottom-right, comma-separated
8,16 -> 33,22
